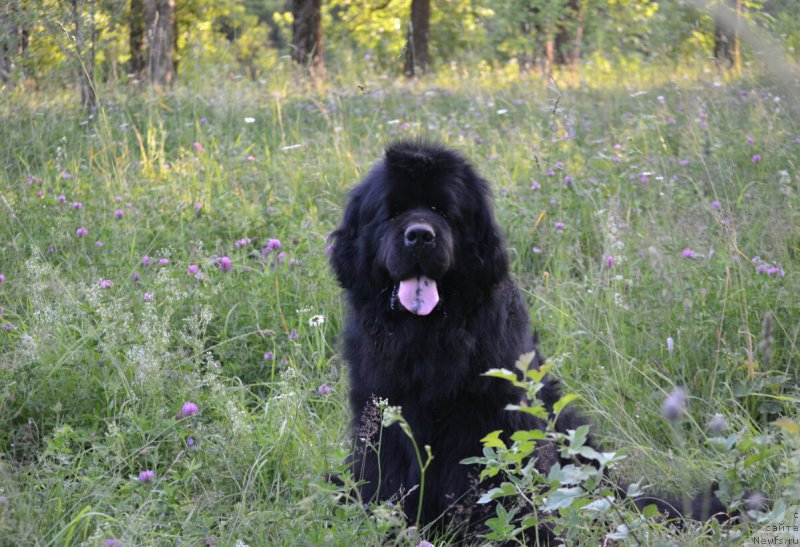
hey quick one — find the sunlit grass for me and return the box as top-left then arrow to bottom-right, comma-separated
0,61 -> 798,544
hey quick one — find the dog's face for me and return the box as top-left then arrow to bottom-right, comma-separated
331,142 -> 509,315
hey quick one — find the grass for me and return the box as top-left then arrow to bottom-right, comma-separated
1,60 -> 799,545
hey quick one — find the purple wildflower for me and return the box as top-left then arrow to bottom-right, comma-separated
138,469 -> 155,483
0,274 -> 4,283
708,413 -> 728,435
235,237 -> 252,248
2,323 -> 13,332
289,329 -> 299,340
158,258 -> 169,266
553,222 -> 565,230
751,154 -> 761,164
100,279 -> 113,289
681,248 -> 697,259
607,256 -> 615,268
188,264 -> 200,276
666,337 -> 674,354
115,209 -> 124,219
143,292 -> 154,302
317,384 -> 332,396
531,182 -> 541,190
711,200 -> 721,209
57,195 -> 67,203
218,256 -> 232,271
72,201 -> 83,209
751,256 -> 785,277
264,351 -> 274,361
142,255 -> 151,266
180,401 -> 199,417
76,227 -> 88,237
662,388 -> 687,422
95,241 -> 104,247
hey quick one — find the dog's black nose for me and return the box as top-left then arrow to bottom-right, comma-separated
404,223 -> 435,247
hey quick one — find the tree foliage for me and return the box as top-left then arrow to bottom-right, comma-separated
0,0 -> 797,90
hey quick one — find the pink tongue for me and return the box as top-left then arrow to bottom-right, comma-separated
397,276 -> 439,316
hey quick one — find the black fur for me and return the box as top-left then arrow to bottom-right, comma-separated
330,141 -> 730,542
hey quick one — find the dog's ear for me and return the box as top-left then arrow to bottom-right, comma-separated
329,188 -> 363,289
469,179 -> 510,287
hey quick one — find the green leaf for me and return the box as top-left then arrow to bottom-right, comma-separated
484,368 -> 519,383
478,487 -> 505,504
514,351 -> 537,373
568,425 -> 591,449
506,404 -> 548,419
553,393 -> 580,415
606,524 -> 630,541
625,481 -> 644,498
480,430 -> 507,449
510,429 -> 548,442
543,486 -> 584,511
583,497 -> 613,513
521,516 -> 540,530
525,364 -> 551,383
642,503 -> 662,518
551,463 -> 597,485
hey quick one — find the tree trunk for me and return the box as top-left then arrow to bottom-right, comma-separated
714,0 -> 741,70
1,7 -> 29,83
290,0 -> 323,72
129,0 -> 146,78
145,0 -> 175,86
544,39 -> 554,75
71,0 -> 97,109
404,0 -> 430,77
553,0 -> 581,68
0,16 -> 13,83
571,0 -> 584,68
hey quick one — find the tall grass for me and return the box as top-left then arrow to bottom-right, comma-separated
1,62 -> 798,545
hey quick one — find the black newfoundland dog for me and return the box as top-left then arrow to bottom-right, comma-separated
329,141 -> 726,543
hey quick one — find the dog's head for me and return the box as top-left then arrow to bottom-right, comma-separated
330,141 -> 509,315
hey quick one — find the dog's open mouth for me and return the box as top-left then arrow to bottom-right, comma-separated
397,275 -> 439,315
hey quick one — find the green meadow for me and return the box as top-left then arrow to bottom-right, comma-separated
1,61 -> 799,544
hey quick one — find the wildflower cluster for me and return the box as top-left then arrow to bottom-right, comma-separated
751,256 -> 785,277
